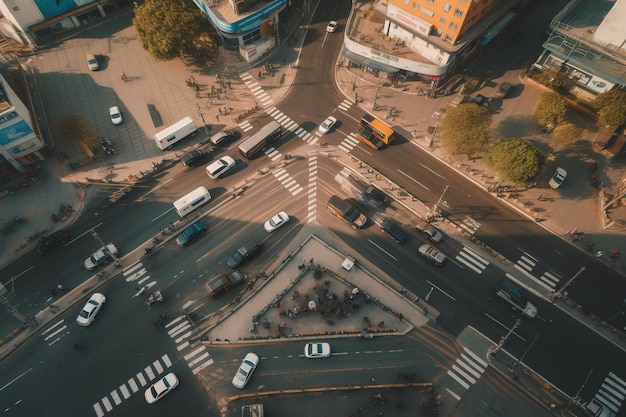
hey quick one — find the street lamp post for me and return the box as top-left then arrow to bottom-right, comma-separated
91,228 -> 121,267
551,266 -> 586,301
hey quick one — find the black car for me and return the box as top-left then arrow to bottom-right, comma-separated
381,219 -> 407,244
365,185 -> 388,206
180,149 -> 205,167
37,231 -> 70,255
470,94 -> 490,107
227,239 -> 262,269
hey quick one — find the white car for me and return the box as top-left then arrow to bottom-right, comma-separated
318,116 -> 337,134
326,21 -> 338,33
232,352 -> 259,389
109,106 -> 122,125
548,167 -> 567,189
206,156 -> 236,179
304,342 -> 331,358
264,211 -> 289,232
144,372 -> 179,404
418,243 -> 446,266
76,292 -> 106,326
84,243 -> 118,270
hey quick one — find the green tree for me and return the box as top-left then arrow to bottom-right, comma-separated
552,122 -> 580,146
533,92 -> 567,127
593,89 -> 626,127
439,104 -> 491,157
592,88 -> 626,110
133,0 -> 211,61
485,139 -> 544,184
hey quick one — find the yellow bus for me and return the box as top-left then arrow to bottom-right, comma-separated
360,114 -> 396,145
355,128 -> 384,150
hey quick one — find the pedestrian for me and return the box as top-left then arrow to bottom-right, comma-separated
227,80 -> 231,88
216,114 -> 220,122
283,55 -> 286,64
218,108 -> 222,115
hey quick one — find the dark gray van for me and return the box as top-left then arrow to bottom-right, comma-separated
205,271 -> 246,298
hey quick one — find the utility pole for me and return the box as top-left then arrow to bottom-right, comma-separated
429,185 -> 449,220
551,266 -> 585,301
91,228 -> 121,266
488,319 -> 521,357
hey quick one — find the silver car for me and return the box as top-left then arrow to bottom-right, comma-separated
232,352 -> 259,389
76,292 -> 106,326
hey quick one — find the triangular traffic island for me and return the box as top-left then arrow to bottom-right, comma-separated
241,262 -> 409,341
206,234 -> 423,343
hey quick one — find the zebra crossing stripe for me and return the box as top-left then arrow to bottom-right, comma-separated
192,359 -> 215,375
153,359 -> 164,374
125,268 -> 146,282
127,378 -> 139,393
144,366 -> 155,381
110,390 -> 122,405
101,397 -> 113,412
177,341 -> 190,351
93,403 -> 105,417
259,96 -> 272,105
276,114 -> 288,123
269,108 -> 280,117
123,261 -> 143,276
136,372 -> 147,386
456,248 -> 489,273
539,271 -> 560,288
161,354 -> 172,367
165,315 -> 185,328
250,85 -> 262,93
167,321 -> 191,337
595,372 -> 626,413
184,346 -> 207,361
119,384 -> 131,399
188,351 -> 211,367
451,364 -> 476,386
175,331 -> 193,344
447,368 -> 470,390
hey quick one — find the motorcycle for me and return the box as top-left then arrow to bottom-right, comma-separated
100,137 -> 115,155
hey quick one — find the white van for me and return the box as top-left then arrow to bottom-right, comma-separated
173,186 -> 211,217
154,117 -> 197,150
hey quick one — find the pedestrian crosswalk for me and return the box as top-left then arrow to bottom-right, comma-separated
270,164 -> 304,196
165,315 -> 214,375
514,252 -> 561,289
92,354 -> 173,416
589,372 -> 626,417
238,120 -> 253,132
240,72 -> 274,107
446,347 -> 488,391
337,98 -> 354,112
455,247 -> 489,274
266,107 -> 318,146
308,156 -> 318,222
459,216 -> 481,235
41,319 -> 69,346
338,133 -> 360,153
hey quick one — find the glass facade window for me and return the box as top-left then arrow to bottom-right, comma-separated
440,16 -> 447,24
242,28 -> 262,45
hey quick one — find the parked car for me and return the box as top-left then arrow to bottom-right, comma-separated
416,222 -> 443,243
109,106 -> 123,125
176,220 -> 207,247
210,130 -> 235,146
180,149 -> 205,167
318,116 -> 337,134
86,54 -> 99,71
37,230 -> 70,255
548,167 -> 567,189
418,243 -> 446,266
470,94 -> 491,107
494,82 -> 513,99
326,21 -> 338,33
304,342 -> 331,358
144,372 -> 179,404
206,156 -> 236,179
84,244 -> 118,270
232,352 -> 259,389
227,239 -> 262,269
264,212 -> 289,232
76,292 -> 106,326
381,219 -> 407,244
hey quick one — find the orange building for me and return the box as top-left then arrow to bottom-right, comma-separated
342,0 -> 522,82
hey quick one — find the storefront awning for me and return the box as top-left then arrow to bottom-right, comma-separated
341,48 -> 400,74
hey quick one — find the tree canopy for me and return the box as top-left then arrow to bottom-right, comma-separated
593,89 -> 626,127
533,92 -> 567,127
484,139 -> 544,184
133,0 -> 211,62
552,122 -> 580,146
439,103 -> 491,157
